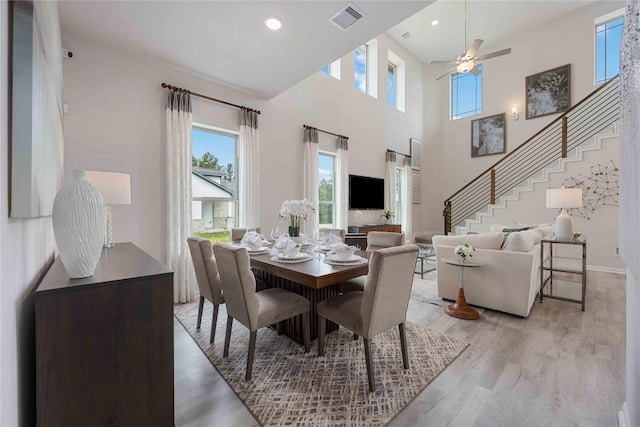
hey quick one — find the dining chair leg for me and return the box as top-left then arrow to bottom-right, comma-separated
196,296 -> 205,329
318,316 -> 326,356
277,321 -> 285,335
223,315 -> 233,358
301,312 -> 310,353
398,323 -> 409,369
246,330 -> 257,381
363,337 -> 375,392
210,304 -> 220,344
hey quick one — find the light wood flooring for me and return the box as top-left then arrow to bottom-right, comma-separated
174,270 -> 626,427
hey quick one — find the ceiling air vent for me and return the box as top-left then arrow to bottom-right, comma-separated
329,3 -> 365,31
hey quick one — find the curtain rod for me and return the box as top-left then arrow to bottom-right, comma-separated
161,83 -> 261,114
303,124 -> 348,139
387,148 -> 411,158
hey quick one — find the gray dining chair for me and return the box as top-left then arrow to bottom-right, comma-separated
212,243 -> 311,381
187,236 -> 224,345
231,227 -> 262,242
338,231 -> 406,294
317,244 -> 419,392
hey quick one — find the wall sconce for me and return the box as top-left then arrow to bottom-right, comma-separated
511,107 -> 519,121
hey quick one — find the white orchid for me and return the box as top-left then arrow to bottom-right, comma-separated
278,199 -> 315,236
454,243 -> 475,262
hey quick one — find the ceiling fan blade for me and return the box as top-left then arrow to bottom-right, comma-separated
465,39 -> 483,58
427,59 -> 457,65
434,68 -> 456,81
475,47 -> 511,61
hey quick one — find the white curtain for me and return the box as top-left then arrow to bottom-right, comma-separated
238,108 -> 260,227
384,151 -> 397,212
402,156 -> 413,243
335,136 -> 349,230
303,127 -> 319,234
166,90 -> 195,303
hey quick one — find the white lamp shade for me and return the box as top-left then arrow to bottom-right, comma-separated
546,188 -> 582,209
85,171 -> 131,205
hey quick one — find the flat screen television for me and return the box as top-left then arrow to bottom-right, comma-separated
349,174 -> 384,210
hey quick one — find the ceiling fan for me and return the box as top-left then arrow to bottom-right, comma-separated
431,1 -> 511,80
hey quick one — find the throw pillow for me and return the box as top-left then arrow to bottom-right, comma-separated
502,229 -> 541,252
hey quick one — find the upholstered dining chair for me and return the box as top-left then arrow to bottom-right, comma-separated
231,227 -> 262,242
319,228 -> 346,241
338,231 -> 406,294
212,243 -> 311,381
317,244 -> 419,392
187,236 -> 224,345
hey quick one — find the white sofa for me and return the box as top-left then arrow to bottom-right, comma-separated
433,226 -> 551,317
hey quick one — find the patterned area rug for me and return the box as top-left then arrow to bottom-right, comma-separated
174,285 -> 468,427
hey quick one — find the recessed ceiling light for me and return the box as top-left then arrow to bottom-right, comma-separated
431,19 -> 439,26
264,16 -> 282,31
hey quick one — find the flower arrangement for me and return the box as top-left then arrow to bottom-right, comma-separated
278,199 -> 315,237
454,243 -> 475,262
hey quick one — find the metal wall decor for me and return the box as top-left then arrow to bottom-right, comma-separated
563,160 -> 619,220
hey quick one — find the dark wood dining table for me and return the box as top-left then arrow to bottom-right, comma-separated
248,248 -> 369,344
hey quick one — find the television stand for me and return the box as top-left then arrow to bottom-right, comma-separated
348,224 -> 402,234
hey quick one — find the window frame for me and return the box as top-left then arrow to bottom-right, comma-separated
450,64 -> 483,121
318,150 -> 337,228
321,59 -> 341,80
387,62 -> 397,108
594,9 -> 624,85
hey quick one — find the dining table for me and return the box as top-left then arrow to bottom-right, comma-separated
247,246 -> 369,344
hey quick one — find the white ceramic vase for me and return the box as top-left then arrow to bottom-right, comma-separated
52,169 -> 106,278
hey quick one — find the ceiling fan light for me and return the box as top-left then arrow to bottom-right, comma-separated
456,61 -> 474,73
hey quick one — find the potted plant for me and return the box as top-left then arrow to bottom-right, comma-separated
381,209 -> 395,224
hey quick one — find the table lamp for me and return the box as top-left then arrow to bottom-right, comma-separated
546,187 -> 582,240
86,171 -> 131,247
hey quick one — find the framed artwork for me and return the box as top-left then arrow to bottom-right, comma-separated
10,1 -> 63,217
526,64 -> 571,120
471,113 -> 506,158
409,138 -> 421,170
412,171 -> 421,204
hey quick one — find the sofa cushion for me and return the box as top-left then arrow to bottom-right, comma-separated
432,232 -> 504,250
502,229 -> 543,252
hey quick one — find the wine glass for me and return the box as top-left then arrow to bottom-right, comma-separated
270,226 -> 284,241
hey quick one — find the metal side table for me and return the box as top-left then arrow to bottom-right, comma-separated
539,236 -> 587,311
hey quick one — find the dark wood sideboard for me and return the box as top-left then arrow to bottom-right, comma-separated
347,224 -> 402,234
35,242 -> 174,427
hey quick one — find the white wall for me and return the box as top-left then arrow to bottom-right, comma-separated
61,31 -> 424,262
0,2 -> 57,426
421,1 -> 625,266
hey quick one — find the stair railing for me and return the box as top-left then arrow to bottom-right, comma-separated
444,75 -> 620,234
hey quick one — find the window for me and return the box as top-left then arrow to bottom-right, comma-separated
320,59 -> 341,80
388,50 -> 406,112
354,45 -> 367,93
191,125 -> 238,242
387,63 -> 396,108
595,13 -> 624,84
318,152 -> 336,228
451,64 -> 482,120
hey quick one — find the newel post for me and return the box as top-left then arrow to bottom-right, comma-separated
562,116 -> 568,158
490,169 -> 496,205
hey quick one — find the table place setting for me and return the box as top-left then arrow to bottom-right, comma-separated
239,230 -> 270,254
270,234 -> 313,263
323,244 -> 368,266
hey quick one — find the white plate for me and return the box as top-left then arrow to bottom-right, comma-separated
277,252 -> 308,260
271,254 -> 313,264
247,247 -> 270,254
327,254 -> 362,263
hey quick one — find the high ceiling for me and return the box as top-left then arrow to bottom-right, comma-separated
57,1 -> 431,99
57,1 -> 608,99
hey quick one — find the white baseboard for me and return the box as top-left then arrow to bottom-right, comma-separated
618,402 -> 630,427
587,265 -> 627,275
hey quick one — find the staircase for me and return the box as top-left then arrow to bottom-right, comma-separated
444,76 -> 620,234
